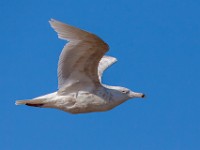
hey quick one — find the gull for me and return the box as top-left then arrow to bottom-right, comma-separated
15,19 -> 145,114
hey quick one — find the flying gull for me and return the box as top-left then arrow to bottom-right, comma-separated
15,19 -> 145,114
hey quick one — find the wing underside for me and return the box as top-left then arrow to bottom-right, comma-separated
98,56 -> 117,82
49,19 -> 109,91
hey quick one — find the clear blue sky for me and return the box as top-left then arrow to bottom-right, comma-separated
1,0 -> 199,150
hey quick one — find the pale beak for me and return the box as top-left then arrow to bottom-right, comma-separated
129,92 -> 145,98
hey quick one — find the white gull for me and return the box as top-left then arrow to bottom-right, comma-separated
15,19 -> 145,114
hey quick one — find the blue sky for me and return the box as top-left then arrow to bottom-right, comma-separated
0,0 -> 200,149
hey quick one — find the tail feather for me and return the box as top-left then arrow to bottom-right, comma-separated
15,99 -> 46,107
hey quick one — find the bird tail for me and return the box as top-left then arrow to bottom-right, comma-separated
15,99 -> 46,107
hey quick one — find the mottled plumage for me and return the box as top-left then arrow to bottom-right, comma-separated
15,19 -> 145,114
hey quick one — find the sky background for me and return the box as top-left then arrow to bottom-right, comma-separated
0,0 -> 200,150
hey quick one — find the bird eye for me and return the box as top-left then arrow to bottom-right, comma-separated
122,90 -> 127,94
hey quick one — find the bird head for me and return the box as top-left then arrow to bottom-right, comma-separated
108,86 -> 145,102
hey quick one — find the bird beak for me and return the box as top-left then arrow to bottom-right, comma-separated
129,92 -> 145,98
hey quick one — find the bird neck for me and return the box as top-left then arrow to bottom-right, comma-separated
104,85 -> 129,103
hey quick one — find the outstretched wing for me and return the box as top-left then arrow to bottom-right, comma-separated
98,56 -> 117,82
49,19 -> 109,92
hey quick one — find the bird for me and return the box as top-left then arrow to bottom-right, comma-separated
15,19 -> 145,114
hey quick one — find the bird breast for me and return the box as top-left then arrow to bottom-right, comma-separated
65,89 -> 112,114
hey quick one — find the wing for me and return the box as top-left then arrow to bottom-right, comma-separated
49,19 -> 109,92
98,56 -> 117,83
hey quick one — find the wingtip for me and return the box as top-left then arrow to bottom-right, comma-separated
113,57 -> 118,62
49,18 -> 55,24
49,19 -> 67,28
49,18 -> 62,25
104,55 -> 118,63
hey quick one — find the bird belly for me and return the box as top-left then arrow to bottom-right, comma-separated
66,91 -> 114,114
49,91 -> 118,114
